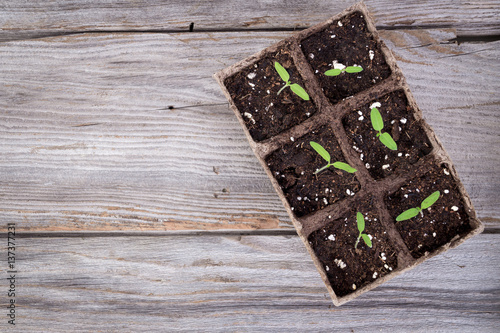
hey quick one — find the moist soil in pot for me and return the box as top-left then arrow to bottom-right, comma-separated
385,163 -> 473,258
308,194 -> 398,297
214,2 -> 483,306
300,11 -> 391,105
342,89 -> 433,180
266,125 -> 360,218
224,45 -> 318,142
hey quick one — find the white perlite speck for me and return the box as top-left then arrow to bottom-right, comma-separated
444,189 -> 449,194
248,82 -> 255,87
332,61 -> 346,70
433,232 -> 437,237
400,118 -> 407,124
444,169 -> 450,175
372,272 -> 378,279
334,259 -> 346,269
247,72 -> 256,79
244,112 -> 256,124
369,102 -> 381,109
365,163 -> 371,169
382,164 -> 390,170
290,137 -> 294,142
328,234 -> 335,241
369,50 -> 374,60
380,252 -> 387,260
352,284 -> 356,290
398,152 -> 403,157
325,265 -> 329,271
358,116 -> 364,121
323,198 -> 328,205
338,21 -> 343,27
451,206 -> 459,211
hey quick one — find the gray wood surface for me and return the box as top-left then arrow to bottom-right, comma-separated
1,0 -> 499,42
1,29 -> 499,232
0,0 -> 499,331
8,234 -> 500,332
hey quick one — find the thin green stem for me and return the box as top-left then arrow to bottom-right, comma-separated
355,233 -> 361,249
314,163 -> 331,174
277,83 -> 289,95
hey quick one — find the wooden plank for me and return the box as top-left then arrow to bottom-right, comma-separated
1,30 -> 499,232
0,0 -> 499,42
2,233 -> 498,331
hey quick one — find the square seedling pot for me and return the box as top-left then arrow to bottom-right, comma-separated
214,2 -> 483,306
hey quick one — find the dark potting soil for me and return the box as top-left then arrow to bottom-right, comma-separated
385,164 -> 472,258
266,125 -> 360,218
342,90 -> 433,180
300,11 -> 391,105
224,46 -> 317,142
308,195 -> 398,297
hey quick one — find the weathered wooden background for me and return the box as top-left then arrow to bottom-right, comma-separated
1,0 -> 499,331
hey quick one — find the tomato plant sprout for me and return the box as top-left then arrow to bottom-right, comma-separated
370,102 -> 398,151
396,191 -> 441,222
355,212 -> 372,249
310,141 -> 357,174
325,62 -> 363,76
274,61 -> 310,100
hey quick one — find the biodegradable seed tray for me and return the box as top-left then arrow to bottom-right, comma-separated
214,2 -> 483,305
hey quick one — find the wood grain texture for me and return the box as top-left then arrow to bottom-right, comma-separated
1,234 -> 497,332
1,30 -> 499,232
1,0 -> 499,42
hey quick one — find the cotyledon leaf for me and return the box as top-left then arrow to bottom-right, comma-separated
379,132 -> 398,151
396,207 -> 420,222
274,61 -> 290,82
290,83 -> 310,101
332,161 -> 357,173
421,191 -> 441,210
356,212 -> 365,233
370,107 -> 384,132
310,141 -> 330,163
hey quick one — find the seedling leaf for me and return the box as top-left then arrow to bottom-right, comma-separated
421,191 -> 441,210
361,234 -> 372,248
345,66 -> 363,73
324,68 -> 342,76
290,83 -> 310,101
396,207 -> 420,222
370,107 -> 384,131
310,141 -> 330,163
356,212 -> 365,233
274,62 -> 289,82
379,132 -> 398,151
332,161 -> 357,173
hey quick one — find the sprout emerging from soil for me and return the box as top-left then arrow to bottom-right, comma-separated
310,141 -> 357,174
396,191 -> 441,222
324,64 -> 363,77
355,212 -> 372,249
370,104 -> 398,151
274,61 -> 310,101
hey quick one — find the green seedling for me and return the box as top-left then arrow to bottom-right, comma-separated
355,212 -> 372,249
274,61 -> 310,101
370,104 -> 398,151
325,65 -> 363,77
396,191 -> 441,222
310,141 -> 357,174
